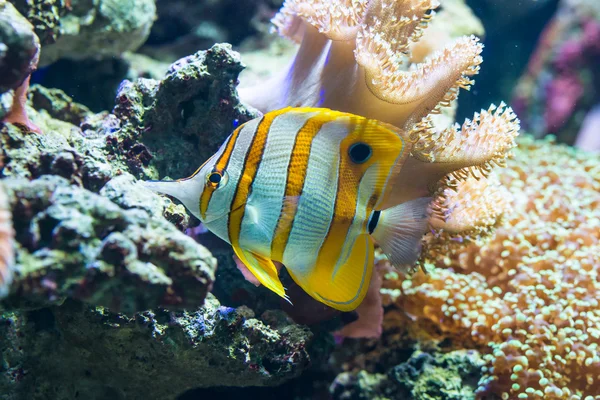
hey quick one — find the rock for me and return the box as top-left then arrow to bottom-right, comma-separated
0,295 -> 312,398
112,43 -> 258,180
330,350 -> 485,400
14,0 -> 157,66
0,1 -> 40,93
11,0 -> 69,45
0,175 -> 214,313
28,84 -> 92,126
0,0 -> 40,120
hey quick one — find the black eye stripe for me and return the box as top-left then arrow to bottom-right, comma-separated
348,142 -> 372,164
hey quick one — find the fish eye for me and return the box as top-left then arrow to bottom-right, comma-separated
206,170 -> 228,188
348,142 -> 372,164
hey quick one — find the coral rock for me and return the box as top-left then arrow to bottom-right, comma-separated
112,43 -> 259,180
34,0 -> 157,66
330,349 -> 484,400
0,0 -> 41,132
0,295 -> 313,398
1,175 -> 215,313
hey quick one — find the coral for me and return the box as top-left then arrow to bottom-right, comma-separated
330,350 -> 484,400
0,182 -> 13,298
513,0 -> 600,147
0,174 -> 215,313
0,0 -> 41,132
0,295 -> 313,398
30,0 -> 156,66
381,137 -> 600,399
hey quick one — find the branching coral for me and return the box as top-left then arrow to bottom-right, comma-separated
0,182 -> 13,298
382,137 -> 600,399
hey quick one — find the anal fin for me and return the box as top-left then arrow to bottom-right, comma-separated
232,245 -> 289,301
287,234 -> 374,312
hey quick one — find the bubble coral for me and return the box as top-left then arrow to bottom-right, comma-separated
382,137 -> 600,399
240,0 -> 520,239
0,182 -> 14,298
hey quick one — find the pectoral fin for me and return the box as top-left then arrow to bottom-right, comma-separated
371,197 -> 431,271
232,245 -> 288,301
287,234 -> 374,312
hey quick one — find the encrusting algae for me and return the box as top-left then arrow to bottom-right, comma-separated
383,137 -> 600,399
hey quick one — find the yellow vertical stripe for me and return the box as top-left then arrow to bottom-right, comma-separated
228,109 -> 290,246
270,116 -> 329,261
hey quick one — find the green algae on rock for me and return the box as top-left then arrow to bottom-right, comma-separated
112,43 -> 259,180
331,350 -> 485,400
0,295 -> 312,399
11,0 -> 70,45
0,175 -> 214,313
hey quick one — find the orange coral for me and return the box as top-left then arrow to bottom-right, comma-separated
382,137 -> 600,399
0,182 -> 14,298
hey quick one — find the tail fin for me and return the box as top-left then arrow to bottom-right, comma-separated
370,197 -> 431,271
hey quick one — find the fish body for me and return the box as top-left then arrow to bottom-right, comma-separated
144,107 -> 430,311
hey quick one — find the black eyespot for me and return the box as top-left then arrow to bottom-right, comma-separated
348,142 -> 372,164
208,172 -> 222,184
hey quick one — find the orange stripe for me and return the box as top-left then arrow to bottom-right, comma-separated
199,126 -> 242,219
228,109 -> 289,246
270,116 -> 329,261
313,116 -> 400,273
313,116 -> 366,269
